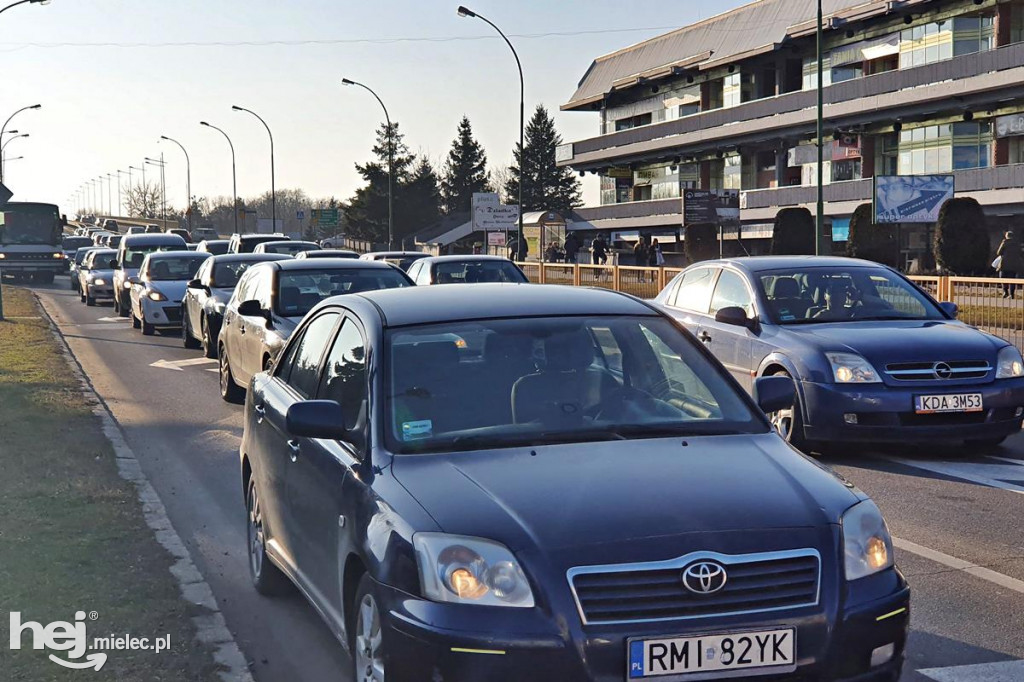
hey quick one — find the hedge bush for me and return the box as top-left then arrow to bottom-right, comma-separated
684,222 -> 719,264
934,197 -> 990,275
846,203 -> 899,267
771,207 -> 819,255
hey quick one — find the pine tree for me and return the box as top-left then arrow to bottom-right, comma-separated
401,158 -> 442,242
504,104 -> 582,215
440,116 -> 491,215
344,122 -> 413,242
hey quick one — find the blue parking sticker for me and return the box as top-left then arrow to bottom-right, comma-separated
629,640 -> 645,678
402,420 -> 433,441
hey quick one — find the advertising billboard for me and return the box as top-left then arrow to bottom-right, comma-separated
682,190 -> 739,225
874,175 -> 954,224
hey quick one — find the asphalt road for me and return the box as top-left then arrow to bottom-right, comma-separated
28,275 -> 1024,682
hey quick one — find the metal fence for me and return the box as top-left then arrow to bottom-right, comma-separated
520,266 -> 1024,353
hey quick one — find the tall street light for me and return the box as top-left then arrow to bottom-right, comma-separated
0,0 -> 53,18
1,133 -> 28,171
201,121 -> 238,234
160,136 -> 192,234
458,5 -> 523,253
342,78 -> 394,249
0,104 -> 40,184
815,0 -> 827,256
116,169 -> 125,216
106,172 -> 114,217
232,106 -> 275,231
130,164 -> 145,216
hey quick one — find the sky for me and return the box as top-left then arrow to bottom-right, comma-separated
1,0 -> 748,214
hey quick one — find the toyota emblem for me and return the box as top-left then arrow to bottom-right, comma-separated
682,561 -> 728,594
933,362 -> 953,380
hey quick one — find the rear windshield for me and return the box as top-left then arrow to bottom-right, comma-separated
276,268 -> 411,317
145,256 -> 208,281
435,260 -> 527,284
63,236 -> 92,250
123,241 -> 186,268
213,261 -> 262,288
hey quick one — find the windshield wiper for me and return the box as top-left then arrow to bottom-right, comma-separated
445,429 -> 627,451
606,424 -> 747,438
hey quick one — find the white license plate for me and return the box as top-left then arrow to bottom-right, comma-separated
914,393 -> 983,414
628,628 -> 795,679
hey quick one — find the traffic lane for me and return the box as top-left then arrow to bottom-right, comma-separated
31,281 -> 348,682
825,436 -> 1024,584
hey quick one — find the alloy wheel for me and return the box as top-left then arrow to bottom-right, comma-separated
354,593 -> 385,682
247,484 -> 264,579
770,407 -> 794,441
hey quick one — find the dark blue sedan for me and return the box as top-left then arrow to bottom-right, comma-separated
654,256 -> 1024,452
240,283 -> 908,681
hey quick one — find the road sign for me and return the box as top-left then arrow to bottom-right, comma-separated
310,209 -> 340,228
487,232 -> 506,246
296,210 -> 305,221
472,192 -> 519,232
874,175 -> 954,224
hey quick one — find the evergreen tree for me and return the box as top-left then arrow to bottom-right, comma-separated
440,116 -> 491,215
344,122 -> 413,242
504,104 -> 582,215
401,157 -> 442,242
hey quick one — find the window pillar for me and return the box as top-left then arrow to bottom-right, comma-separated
996,2 -> 1013,47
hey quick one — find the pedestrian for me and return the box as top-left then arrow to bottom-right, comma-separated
634,239 -> 649,282
544,242 -> 559,263
507,236 -> 519,261
592,235 -> 608,266
996,230 -> 1022,298
564,232 -> 580,264
517,236 -> 529,261
650,238 -> 665,267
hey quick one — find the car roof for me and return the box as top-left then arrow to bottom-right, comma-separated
236,233 -> 286,240
419,255 -> 514,263
350,283 -> 655,327
361,251 -> 425,258
207,253 -> 291,263
270,259 -> 401,272
145,251 -> 210,261
122,234 -> 187,245
695,256 -> 886,274
199,239 -> 229,245
88,248 -> 117,256
258,240 -> 305,247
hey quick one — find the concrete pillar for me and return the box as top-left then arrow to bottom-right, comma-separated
861,136 -> 876,179
700,160 -> 712,190
996,3 -> 1013,47
775,148 -> 788,187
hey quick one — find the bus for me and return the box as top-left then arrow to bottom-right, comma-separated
0,202 -> 66,283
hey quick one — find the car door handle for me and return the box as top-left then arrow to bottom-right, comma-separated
253,404 -> 265,423
698,331 -> 712,344
239,324 -> 246,334
287,439 -> 300,462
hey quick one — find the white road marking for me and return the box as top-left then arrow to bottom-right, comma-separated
150,357 -> 218,371
886,457 -> 1024,495
96,316 -> 127,323
893,537 -> 1024,595
919,660 -> 1024,681
986,455 -> 1024,466
206,368 -> 219,373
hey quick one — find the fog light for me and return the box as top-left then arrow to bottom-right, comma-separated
870,643 -> 895,667
1016,407 -> 1023,418
844,413 -> 858,425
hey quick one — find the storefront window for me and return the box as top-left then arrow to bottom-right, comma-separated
723,154 -> 742,190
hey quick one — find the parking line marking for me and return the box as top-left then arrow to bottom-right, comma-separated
919,660 -> 1024,681
886,457 -> 1024,495
893,537 -> 1024,595
150,358 -> 218,371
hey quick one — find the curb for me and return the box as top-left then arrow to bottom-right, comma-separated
34,293 -> 255,682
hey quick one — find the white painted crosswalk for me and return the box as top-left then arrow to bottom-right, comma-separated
886,455 -> 1024,495
920,660 -> 1024,681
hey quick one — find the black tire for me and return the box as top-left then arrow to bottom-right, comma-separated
117,293 -> 130,318
351,573 -> 386,682
219,345 -> 245,404
246,477 -> 292,596
201,316 -> 217,359
86,294 -> 96,307
141,317 -> 155,336
131,307 -> 141,329
182,310 -> 201,349
80,291 -> 86,303
766,370 -> 815,453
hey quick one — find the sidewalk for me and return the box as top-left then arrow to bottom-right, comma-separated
0,287 -> 226,681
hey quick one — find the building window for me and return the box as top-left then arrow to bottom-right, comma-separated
896,122 -> 991,174
615,112 -> 652,132
707,159 -> 724,190
679,162 -> 700,189
876,134 -> 900,176
953,16 -> 995,56
832,159 -> 862,182
899,20 -> 953,68
802,55 -> 832,90
952,121 -> 992,169
723,154 -> 742,190
723,73 -> 742,108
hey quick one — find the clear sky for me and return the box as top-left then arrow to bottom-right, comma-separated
1,0 -> 747,213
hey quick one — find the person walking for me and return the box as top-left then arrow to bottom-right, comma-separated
649,238 -> 664,268
996,230 -> 1022,298
564,232 -> 580,264
633,238 -> 649,282
591,235 -> 608,266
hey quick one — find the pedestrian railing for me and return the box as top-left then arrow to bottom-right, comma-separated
520,265 -> 1024,353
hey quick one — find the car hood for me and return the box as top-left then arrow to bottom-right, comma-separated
147,280 -> 188,302
391,433 -> 858,553
782,319 -> 1004,364
87,269 -> 114,279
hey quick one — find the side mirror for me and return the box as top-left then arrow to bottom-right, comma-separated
754,375 -> 795,416
286,400 -> 348,440
187,278 -> 206,291
715,306 -> 757,331
127,276 -> 140,285
939,301 -> 959,319
109,259 -> 120,270
237,299 -> 264,317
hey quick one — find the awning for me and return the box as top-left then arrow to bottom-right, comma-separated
831,34 -> 900,67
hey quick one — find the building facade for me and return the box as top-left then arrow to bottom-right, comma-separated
558,0 -> 1024,268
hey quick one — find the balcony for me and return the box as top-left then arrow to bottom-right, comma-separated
559,42 -> 1024,167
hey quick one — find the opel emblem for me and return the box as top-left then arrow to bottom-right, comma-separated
682,561 -> 728,595
933,362 -> 953,380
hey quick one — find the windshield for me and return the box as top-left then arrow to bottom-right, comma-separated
264,242 -> 314,255
63,236 -> 92,251
86,250 -> 116,269
212,261 -> 263,288
200,241 -> 229,255
145,256 -> 207,281
759,266 -> 946,324
0,204 -> 61,246
276,267 -> 411,317
239,236 -> 285,253
385,315 -> 764,454
123,243 -> 184,268
435,260 -> 527,283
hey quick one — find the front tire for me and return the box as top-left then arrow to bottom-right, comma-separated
352,573 -> 386,682
767,370 -> 814,453
246,478 -> 291,596
141,316 -> 155,336
117,292 -> 130,318
182,310 -> 201,349
131,306 -> 141,329
219,345 -> 245,404
86,293 -> 96,307
201,316 -> 217,359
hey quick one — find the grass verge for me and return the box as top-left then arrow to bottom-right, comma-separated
0,287 -> 223,681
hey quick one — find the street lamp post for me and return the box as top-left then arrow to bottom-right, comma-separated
116,169 -> 125,216
815,0 -> 827,256
457,6 -> 523,255
0,0 -> 53,18
342,78 -> 394,249
145,157 -> 166,222
106,173 -> 114,217
201,122 -> 238,234
0,104 -> 39,184
232,106 -> 275,232
160,136 -> 192,234
1,133 -> 28,174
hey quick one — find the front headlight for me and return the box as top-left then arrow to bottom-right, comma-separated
414,533 -> 534,607
123,280 -> 132,289
92,278 -> 106,286
826,352 -> 881,384
148,290 -> 168,302
996,346 -> 1024,379
0,253 -> 6,259
52,252 -> 65,259
842,500 -> 894,581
